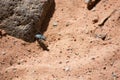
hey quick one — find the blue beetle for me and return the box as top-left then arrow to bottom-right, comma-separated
35,34 -> 46,41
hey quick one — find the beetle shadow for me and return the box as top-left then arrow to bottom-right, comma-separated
37,40 -> 49,51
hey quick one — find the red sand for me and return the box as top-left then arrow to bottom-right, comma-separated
0,0 -> 120,80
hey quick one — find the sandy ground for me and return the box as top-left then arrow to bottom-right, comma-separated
0,0 -> 120,80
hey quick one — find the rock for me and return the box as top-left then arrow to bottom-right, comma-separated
0,0 -> 55,42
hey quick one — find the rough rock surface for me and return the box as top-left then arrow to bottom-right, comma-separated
0,0 -> 54,42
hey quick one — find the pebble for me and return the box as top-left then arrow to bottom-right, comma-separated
112,72 -> 118,80
53,21 -> 58,27
92,15 -> 99,24
64,67 -> 70,72
66,22 -> 70,27
84,0 -> 91,4
1,51 -> 6,55
27,49 -> 31,52
95,34 -> 107,40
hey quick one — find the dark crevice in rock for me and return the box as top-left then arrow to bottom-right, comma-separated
40,1 -> 56,34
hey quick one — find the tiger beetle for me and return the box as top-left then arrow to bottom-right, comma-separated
35,34 -> 46,41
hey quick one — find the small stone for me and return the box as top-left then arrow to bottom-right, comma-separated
103,67 -> 106,70
60,51 -> 62,53
92,7 -> 96,11
74,39 -> 76,41
84,29 -> 89,34
12,68 -> 17,73
9,60 -> 13,66
66,22 -> 70,27
59,61 -> 62,64
91,57 -> 95,60
64,67 -> 70,72
66,60 -> 69,63
112,72 -> 118,79
58,38 -> 61,40
92,19 -> 98,24
53,21 -> 58,27
75,53 -> 79,55
13,40 -> 17,45
1,51 -> 6,55
27,49 -> 31,52
84,0 -> 91,4
95,34 -> 107,40
92,15 -> 99,24
17,62 -> 21,65
21,42 -> 27,46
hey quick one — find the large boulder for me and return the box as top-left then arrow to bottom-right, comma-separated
0,0 -> 55,42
